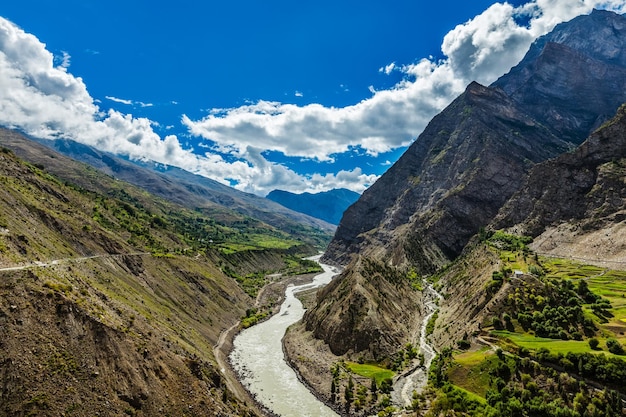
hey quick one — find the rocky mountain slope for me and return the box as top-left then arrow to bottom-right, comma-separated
0,131 -> 322,416
310,9 -> 626,359
430,99 -> 626,355
493,103 -> 626,263
266,188 -> 360,225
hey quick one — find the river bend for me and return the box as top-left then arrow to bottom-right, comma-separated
229,259 -> 339,417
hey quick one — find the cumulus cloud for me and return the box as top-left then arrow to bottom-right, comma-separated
183,0 -> 626,165
0,17 -> 314,195
1,1 -> 626,196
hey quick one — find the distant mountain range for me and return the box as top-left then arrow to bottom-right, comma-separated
0,133 -> 335,249
266,188 -> 360,225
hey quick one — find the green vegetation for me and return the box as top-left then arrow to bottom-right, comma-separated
428,346 -> 624,417
345,362 -> 395,385
426,310 -> 439,336
240,307 -> 269,328
427,234 -> 626,416
329,361 -> 395,415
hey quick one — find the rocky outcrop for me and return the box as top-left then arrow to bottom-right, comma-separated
304,256 -> 424,359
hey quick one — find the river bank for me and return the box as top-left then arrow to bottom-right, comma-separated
282,287 -> 346,416
228,262 -> 339,417
213,272 -> 321,417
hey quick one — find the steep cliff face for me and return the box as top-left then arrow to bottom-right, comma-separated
493,103 -> 626,246
323,81 -> 567,270
494,9 -> 626,144
311,10 -> 626,358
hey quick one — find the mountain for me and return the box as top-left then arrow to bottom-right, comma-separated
433,102 -> 626,352
308,9 -> 626,358
323,9 -> 626,271
266,188 -> 360,225
0,138 -> 249,415
17,135 -> 335,244
420,105 -> 626,416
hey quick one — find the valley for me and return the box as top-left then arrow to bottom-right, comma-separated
0,132 -> 332,416
2,6 -> 626,417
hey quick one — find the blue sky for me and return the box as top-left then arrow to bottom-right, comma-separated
1,1 -> 625,196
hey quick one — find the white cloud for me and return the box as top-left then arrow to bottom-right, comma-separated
1,1 -> 626,196
106,95 -> 133,105
57,51 -> 71,69
379,62 -> 396,75
183,1 -> 626,166
106,95 -> 153,107
295,91 -> 303,97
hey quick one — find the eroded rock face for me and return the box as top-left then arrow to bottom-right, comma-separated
323,81 -> 568,272
493,104 -> 626,237
494,9 -> 626,144
304,257 -> 424,358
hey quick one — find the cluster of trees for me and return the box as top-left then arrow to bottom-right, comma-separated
429,347 -> 624,417
483,230 -> 534,251
329,362 -> 394,415
497,277 -> 609,340
532,348 -> 626,385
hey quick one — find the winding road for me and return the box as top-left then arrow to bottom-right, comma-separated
0,252 -> 150,272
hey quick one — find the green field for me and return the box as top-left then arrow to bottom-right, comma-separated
448,349 -> 495,398
345,362 -> 395,385
492,331 -> 594,354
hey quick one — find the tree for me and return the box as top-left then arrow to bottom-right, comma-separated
370,378 -> 378,396
588,338 -> 600,350
606,338 -> 624,355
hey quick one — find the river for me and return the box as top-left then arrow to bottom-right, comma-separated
229,258 -> 339,417
392,283 -> 443,407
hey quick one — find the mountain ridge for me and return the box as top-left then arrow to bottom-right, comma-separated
266,188 -> 359,225
18,135 -> 335,236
